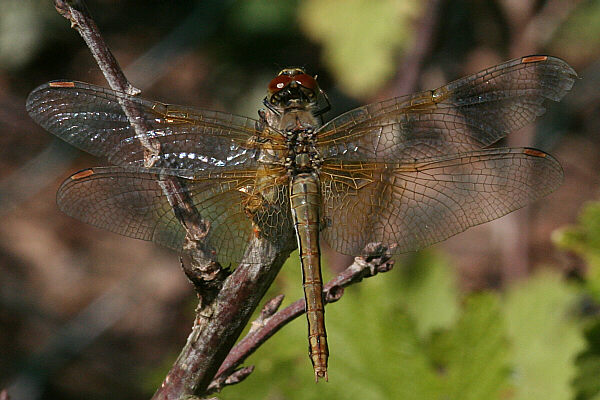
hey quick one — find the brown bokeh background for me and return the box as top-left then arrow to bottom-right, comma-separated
1,0 -> 599,398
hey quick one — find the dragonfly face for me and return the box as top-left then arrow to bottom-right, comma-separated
267,68 -> 319,108
265,68 -> 330,119
26,55 -> 576,381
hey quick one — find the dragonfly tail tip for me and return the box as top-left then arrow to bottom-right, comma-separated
314,369 -> 328,382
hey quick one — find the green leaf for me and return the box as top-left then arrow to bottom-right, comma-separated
430,293 -> 510,400
228,0 -> 299,35
573,319 -> 600,400
504,271 -> 585,400
554,201 -> 600,301
551,0 -> 600,64
0,0 -> 47,69
298,0 -> 422,98
394,252 -> 459,337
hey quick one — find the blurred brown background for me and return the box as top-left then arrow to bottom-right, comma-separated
1,0 -> 599,399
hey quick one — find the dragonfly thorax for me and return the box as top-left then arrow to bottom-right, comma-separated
283,127 -> 321,174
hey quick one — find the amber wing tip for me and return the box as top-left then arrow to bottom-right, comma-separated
48,81 -> 76,88
523,148 -> 547,158
521,55 -> 548,63
70,169 -> 95,180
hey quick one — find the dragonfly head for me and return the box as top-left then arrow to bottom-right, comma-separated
264,68 -> 330,117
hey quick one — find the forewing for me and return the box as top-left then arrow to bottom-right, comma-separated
26,81 -> 267,170
57,167 -> 293,265
317,56 -> 576,162
320,148 -> 563,256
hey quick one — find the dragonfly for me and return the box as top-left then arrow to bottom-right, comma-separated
26,55 -> 576,381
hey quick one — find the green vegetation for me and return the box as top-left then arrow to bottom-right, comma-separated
555,202 -> 600,302
298,0 -> 421,98
217,203 -> 600,399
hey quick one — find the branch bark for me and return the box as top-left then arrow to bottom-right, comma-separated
155,240 -> 293,398
53,1 -> 293,398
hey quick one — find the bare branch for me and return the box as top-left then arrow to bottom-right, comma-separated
251,294 -> 285,332
207,366 -> 254,393
154,241 -> 292,398
51,1 -> 295,398
53,0 -> 221,275
54,0 -> 139,95
209,243 -> 394,392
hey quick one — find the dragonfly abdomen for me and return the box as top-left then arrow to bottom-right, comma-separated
289,172 -> 328,381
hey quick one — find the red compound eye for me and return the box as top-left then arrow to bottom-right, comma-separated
293,73 -> 318,90
268,74 -> 293,93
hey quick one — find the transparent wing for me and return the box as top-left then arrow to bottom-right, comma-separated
317,56 -> 577,162
57,166 -> 293,264
26,81 -> 273,170
320,147 -> 563,256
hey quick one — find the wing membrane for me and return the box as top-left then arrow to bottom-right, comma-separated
57,166 -> 293,264
320,147 -> 563,256
317,56 -> 576,162
26,81 -> 272,170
